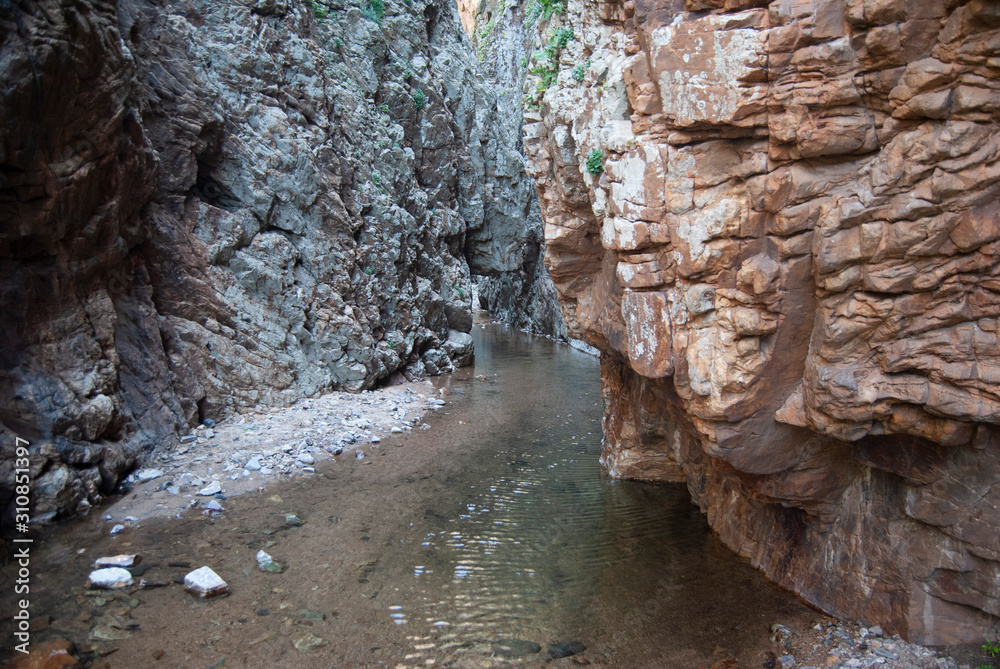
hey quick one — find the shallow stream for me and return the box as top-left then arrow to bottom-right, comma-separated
2,322 -> 821,667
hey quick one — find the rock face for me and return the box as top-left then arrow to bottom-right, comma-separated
522,0 -> 1000,645
462,0 -> 567,337
0,0 -> 523,522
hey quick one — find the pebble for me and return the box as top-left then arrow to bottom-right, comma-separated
292,632 -> 325,652
87,567 -> 134,589
547,641 -> 586,659
183,566 -> 229,598
492,639 -> 541,658
205,499 -> 225,512
256,550 -> 283,573
198,481 -> 222,496
109,524 -> 126,536
390,426 -> 403,433
297,453 -> 315,465
205,429 -> 215,438
203,419 -> 216,428
284,514 -> 304,527
245,456 -> 262,470
94,555 -> 141,569
179,435 -> 197,443
135,469 -> 164,482
166,486 -> 180,495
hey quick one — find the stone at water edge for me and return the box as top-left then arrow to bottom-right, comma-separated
93,554 -> 142,569
86,567 -> 134,589
198,481 -> 222,496
184,566 -> 229,598
547,641 -> 586,659
491,640 -> 541,658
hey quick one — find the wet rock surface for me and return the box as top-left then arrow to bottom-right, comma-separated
521,0 -> 1000,645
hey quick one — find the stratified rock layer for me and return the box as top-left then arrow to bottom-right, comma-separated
0,0 -> 518,522
522,0 -> 1000,644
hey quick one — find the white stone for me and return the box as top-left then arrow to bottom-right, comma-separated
184,566 -> 229,598
297,452 -> 315,465
245,457 -> 262,471
198,481 -> 222,496
87,567 -> 134,589
94,554 -> 141,569
135,469 -> 164,482
109,524 -> 126,536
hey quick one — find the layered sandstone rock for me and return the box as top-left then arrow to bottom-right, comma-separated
522,0 -> 1000,644
0,0 -> 516,522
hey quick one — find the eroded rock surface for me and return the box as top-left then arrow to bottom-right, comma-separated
0,0 -> 517,522
522,0 -> 1000,644
464,0 -> 567,337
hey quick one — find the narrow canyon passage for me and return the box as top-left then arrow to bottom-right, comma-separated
3,322 -> 821,668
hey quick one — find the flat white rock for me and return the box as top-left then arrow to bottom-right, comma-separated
184,566 -> 229,598
135,469 -> 164,482
87,567 -> 134,589
198,481 -> 222,496
94,554 -> 141,569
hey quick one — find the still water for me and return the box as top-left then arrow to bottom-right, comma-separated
369,322 -> 817,667
4,321 -> 819,668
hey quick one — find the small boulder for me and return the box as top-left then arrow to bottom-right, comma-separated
183,566 -> 229,598
87,568 -> 134,590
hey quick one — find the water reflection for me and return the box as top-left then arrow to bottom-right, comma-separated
377,322 -> 773,667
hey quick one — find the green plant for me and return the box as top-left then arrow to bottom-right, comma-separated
378,103 -> 390,113
364,267 -> 374,275
361,0 -> 385,23
372,173 -> 382,186
334,36 -> 344,48
454,285 -> 466,298
551,27 -> 574,49
526,28 -> 575,102
412,88 -> 426,109
388,341 -> 396,349
309,0 -> 329,19
984,638 -> 1000,658
519,55 -> 527,68
572,58 -> 590,82
585,148 -> 603,176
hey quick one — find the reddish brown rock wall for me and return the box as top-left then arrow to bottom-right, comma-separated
522,0 -> 1000,644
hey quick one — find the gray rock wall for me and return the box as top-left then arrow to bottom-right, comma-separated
462,0 -> 566,337
0,0 -> 520,523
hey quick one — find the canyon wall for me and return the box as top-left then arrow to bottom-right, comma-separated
521,0 -> 1000,645
460,0 -> 567,337
0,0 -> 517,522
